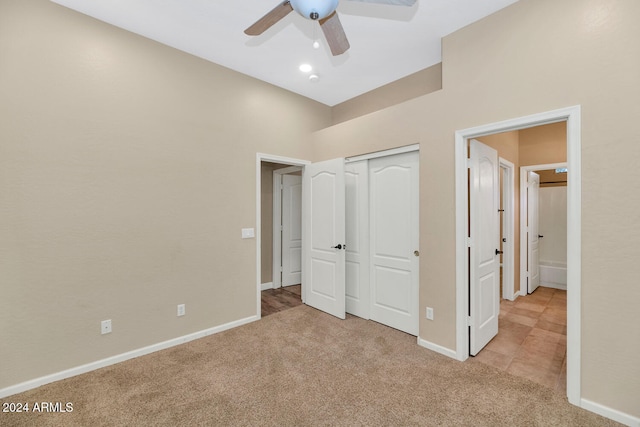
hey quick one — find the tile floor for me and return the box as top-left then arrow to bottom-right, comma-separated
261,284 -> 302,317
263,284 -> 567,392
472,286 -> 567,392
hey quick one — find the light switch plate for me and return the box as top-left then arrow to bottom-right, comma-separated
426,307 -> 434,320
241,228 -> 255,239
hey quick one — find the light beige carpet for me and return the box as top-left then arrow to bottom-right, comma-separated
1,305 -> 620,426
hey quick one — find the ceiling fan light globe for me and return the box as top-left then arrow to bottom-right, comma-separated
290,0 -> 339,20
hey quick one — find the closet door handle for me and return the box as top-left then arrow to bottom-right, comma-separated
495,249 -> 503,255
538,235 -> 544,238
331,244 -> 343,250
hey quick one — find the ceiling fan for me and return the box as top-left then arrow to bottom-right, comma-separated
244,0 -> 417,56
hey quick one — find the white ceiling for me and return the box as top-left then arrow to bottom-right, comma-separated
51,0 -> 519,106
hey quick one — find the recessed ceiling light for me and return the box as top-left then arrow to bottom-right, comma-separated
299,63 -> 312,73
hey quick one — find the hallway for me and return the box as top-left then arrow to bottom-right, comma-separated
473,287 -> 567,391
261,285 -> 302,317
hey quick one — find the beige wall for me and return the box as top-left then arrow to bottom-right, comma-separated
520,122 -> 567,166
331,63 -> 442,125
311,0 -> 640,417
0,0 -> 330,389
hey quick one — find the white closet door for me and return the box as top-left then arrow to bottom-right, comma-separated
345,161 -> 370,319
369,151 -> 419,335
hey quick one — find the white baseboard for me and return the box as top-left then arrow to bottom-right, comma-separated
0,314 -> 259,399
417,337 -> 458,360
581,399 -> 640,427
505,292 -> 520,302
261,282 -> 274,291
540,282 -> 567,291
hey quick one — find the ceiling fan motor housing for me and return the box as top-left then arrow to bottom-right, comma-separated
290,0 -> 339,20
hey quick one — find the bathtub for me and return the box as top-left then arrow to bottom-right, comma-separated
539,261 -> 567,290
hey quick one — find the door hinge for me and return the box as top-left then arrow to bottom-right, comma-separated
280,266 -> 283,272
466,237 -> 473,248
466,159 -> 472,169
467,316 -> 474,326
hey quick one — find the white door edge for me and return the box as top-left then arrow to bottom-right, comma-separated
499,158 -> 516,301
453,105 -> 581,407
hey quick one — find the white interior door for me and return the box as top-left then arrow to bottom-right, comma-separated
282,174 -> 302,287
527,171 -> 541,293
369,152 -> 419,335
469,139 -> 500,356
302,158 -> 346,319
345,161 -> 370,319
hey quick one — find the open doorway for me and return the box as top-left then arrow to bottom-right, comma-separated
260,162 -> 304,317
468,124 -> 568,389
256,154 -> 309,318
454,106 -> 581,405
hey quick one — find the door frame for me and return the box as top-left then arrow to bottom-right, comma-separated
454,105 -> 581,406
520,163 -> 566,296
499,158 -> 516,301
256,154 -> 310,318
272,166 -> 303,289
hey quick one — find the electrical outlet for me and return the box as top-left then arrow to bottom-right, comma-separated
426,307 -> 434,320
177,304 -> 185,317
101,319 -> 112,334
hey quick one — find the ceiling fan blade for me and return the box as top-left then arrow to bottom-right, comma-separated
319,11 -> 350,56
346,0 -> 416,5
244,1 -> 294,36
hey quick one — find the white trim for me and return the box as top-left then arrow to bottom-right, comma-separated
454,127 -> 470,362
539,282 -> 567,291
275,165 -> 303,175
454,106 -> 582,406
499,157 -> 516,301
417,337 -> 458,359
566,109 -> 582,407
580,399 -> 640,427
0,314 -> 259,399
261,282 -> 274,291
519,162 -> 567,296
345,143 -> 419,163
256,153 -> 310,318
